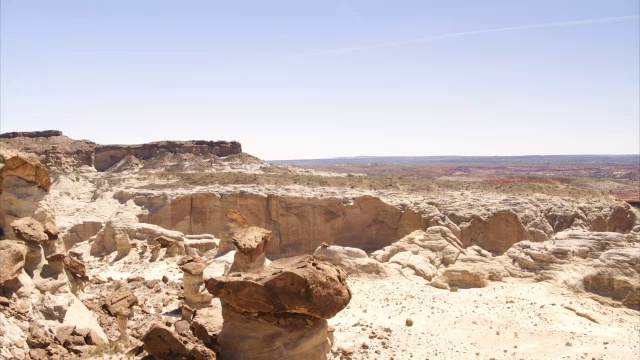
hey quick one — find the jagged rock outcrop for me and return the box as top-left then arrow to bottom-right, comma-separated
136,193 -> 436,257
227,227 -> 272,273
62,221 -> 103,250
94,140 -> 242,171
0,156 -> 52,191
432,246 -> 509,289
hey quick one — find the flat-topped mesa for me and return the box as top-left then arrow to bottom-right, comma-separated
94,140 -> 242,171
0,130 -> 63,139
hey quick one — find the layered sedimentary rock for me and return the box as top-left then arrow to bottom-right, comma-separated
136,193 -> 429,257
0,130 -> 64,139
130,190 -> 640,259
94,140 -> 242,171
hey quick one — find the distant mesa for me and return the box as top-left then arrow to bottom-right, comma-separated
0,129 -> 243,172
0,130 -> 63,139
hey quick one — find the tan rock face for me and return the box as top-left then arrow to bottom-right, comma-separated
139,193 -> 431,257
460,210 -> 530,253
207,255 -> 351,319
0,156 -> 52,192
580,248 -> 640,310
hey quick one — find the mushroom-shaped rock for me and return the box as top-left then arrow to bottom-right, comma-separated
206,255 -> 351,319
228,227 -> 272,273
0,156 -> 52,191
178,256 -> 213,311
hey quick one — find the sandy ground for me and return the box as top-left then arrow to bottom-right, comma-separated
330,277 -> 640,360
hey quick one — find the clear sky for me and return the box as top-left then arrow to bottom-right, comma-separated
1,1 -> 639,160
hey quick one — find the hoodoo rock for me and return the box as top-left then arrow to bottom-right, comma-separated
178,255 -> 213,313
203,234 -> 351,359
227,226 -> 273,273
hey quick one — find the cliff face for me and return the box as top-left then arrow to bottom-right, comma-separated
0,131 -> 242,173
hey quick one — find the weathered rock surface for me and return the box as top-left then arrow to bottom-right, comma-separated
579,248 -> 640,310
372,227 -> 464,280
460,209 -> 530,253
314,244 -> 391,277
0,130 -> 64,139
206,255 -> 351,318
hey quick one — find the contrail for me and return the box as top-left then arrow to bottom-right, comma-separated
287,15 -> 639,58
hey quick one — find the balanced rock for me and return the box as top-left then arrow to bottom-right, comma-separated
228,227 -> 272,273
206,255 -> 351,319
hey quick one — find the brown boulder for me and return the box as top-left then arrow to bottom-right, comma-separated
102,286 -> 138,317
141,324 -> 189,360
206,255 -> 351,319
0,156 -> 52,191
192,307 -> 223,351
63,256 -> 88,279
10,217 -> 48,242
0,240 -> 27,285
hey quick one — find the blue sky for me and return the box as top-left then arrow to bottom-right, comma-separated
1,0 -> 638,159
